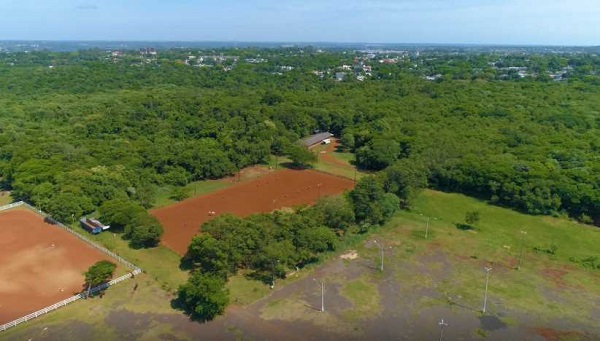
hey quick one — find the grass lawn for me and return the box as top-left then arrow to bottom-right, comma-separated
339,275 -> 382,321
373,190 -> 600,327
313,161 -> 362,181
404,189 -> 600,267
0,191 -> 12,206
153,180 -> 231,208
92,232 -> 188,292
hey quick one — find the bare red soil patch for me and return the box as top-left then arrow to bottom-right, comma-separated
0,209 -> 118,324
541,268 -> 570,288
534,327 -> 583,341
151,169 -> 355,255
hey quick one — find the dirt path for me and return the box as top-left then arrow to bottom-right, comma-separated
318,138 -> 355,171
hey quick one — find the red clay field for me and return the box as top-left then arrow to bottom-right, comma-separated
152,169 -> 355,255
0,209 -> 118,324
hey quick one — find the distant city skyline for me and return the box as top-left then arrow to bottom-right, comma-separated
1,0 -> 599,46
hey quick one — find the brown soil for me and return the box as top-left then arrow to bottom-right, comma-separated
534,327 -> 583,341
0,209 -> 117,324
151,169 -> 355,255
541,268 -> 570,289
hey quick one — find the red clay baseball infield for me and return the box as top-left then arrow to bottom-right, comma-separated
152,169 -> 355,255
0,209 -> 118,324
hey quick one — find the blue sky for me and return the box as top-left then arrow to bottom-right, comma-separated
1,0 -> 599,45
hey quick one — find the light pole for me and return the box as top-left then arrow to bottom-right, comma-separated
271,259 -> 279,289
313,278 -> 325,312
438,318 -> 449,341
517,230 -> 527,270
425,216 -> 430,239
373,240 -> 384,272
482,267 -> 492,314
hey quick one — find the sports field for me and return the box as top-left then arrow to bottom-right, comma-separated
0,209 -> 120,324
152,168 -> 355,255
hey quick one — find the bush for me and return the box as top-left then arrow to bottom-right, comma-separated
127,214 -> 163,248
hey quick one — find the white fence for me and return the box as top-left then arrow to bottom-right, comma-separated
0,201 -> 24,212
20,202 -> 139,270
0,269 -> 142,332
0,201 -> 143,332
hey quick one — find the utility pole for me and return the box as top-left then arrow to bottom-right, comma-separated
373,240 -> 384,272
271,259 -> 278,289
483,267 -> 492,314
438,318 -> 449,341
313,278 -> 325,312
517,230 -> 527,270
425,216 -> 430,239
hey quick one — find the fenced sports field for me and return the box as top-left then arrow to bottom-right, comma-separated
0,202 -> 141,331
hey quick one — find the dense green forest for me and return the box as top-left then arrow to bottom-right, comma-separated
1,47 -> 599,235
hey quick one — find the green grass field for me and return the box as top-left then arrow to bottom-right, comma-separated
403,189 -> 600,267
153,180 -> 231,208
311,143 -> 364,181
372,190 -> 600,327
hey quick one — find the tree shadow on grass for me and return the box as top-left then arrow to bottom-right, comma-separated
456,223 -> 477,231
170,295 -> 185,311
179,256 -> 193,271
279,162 -> 314,170
169,296 -> 213,324
245,271 -> 273,285
303,302 -> 322,312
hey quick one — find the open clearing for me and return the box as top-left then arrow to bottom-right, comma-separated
5,189 -> 600,340
312,138 -> 362,180
0,208 -> 123,324
152,168 -> 355,255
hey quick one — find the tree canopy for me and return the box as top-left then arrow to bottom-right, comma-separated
83,260 -> 117,288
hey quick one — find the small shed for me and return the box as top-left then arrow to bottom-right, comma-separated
300,132 -> 334,149
79,218 -> 110,234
